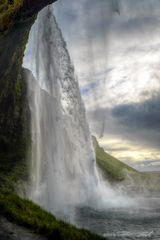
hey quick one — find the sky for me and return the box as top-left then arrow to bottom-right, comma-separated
53,0 -> 160,170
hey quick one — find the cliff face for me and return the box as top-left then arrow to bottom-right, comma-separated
0,0 -> 56,189
0,0 -> 57,32
0,15 -> 34,189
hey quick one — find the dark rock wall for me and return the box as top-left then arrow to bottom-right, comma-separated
0,0 -> 56,189
0,0 -> 57,32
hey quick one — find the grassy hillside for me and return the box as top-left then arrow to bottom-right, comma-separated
0,136 -> 105,240
93,136 -> 160,196
93,136 -> 137,182
0,189 -> 105,240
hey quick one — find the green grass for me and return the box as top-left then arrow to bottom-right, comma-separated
0,189 -> 105,240
93,136 -> 160,194
93,136 -> 137,182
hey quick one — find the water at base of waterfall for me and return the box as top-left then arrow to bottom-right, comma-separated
73,202 -> 160,240
24,6 -> 160,240
50,197 -> 160,240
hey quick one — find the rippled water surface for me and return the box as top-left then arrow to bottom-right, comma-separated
73,199 -> 160,240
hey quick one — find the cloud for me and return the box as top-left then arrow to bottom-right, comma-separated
53,0 -> 160,162
80,82 -> 98,96
111,93 -> 160,131
88,92 -> 160,153
54,0 -> 120,85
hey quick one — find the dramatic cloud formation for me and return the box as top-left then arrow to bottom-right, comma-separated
54,0 -> 160,167
88,93 -> 160,152
112,93 -> 160,132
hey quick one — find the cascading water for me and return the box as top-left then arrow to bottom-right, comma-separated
22,3 -> 160,239
24,5 -> 135,218
24,6 -> 99,213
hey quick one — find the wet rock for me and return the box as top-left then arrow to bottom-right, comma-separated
0,217 -> 46,240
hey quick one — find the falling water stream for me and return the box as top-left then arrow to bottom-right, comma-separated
23,5 -> 160,240
24,4 -> 135,212
25,6 -> 100,213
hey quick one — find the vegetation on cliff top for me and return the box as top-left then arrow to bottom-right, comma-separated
93,136 -> 137,182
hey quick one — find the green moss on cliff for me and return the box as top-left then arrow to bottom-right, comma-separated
0,0 -> 57,33
0,68 -> 30,191
0,0 -> 24,32
0,1 -> 105,239
0,0 -> 34,194
0,0 -> 57,193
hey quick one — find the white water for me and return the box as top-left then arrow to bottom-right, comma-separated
24,6 -> 99,213
24,5 -> 135,217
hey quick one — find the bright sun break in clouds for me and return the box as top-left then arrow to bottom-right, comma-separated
54,0 -> 160,170
99,137 -> 160,163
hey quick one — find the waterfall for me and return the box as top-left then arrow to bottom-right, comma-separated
24,6 -> 99,213
23,4 -> 136,218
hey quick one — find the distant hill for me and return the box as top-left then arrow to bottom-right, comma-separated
92,136 -> 137,182
133,160 -> 160,172
93,136 -> 160,196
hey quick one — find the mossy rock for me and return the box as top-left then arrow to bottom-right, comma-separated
0,0 -> 24,32
0,68 -> 31,191
0,0 -> 57,33
0,0 -> 57,190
